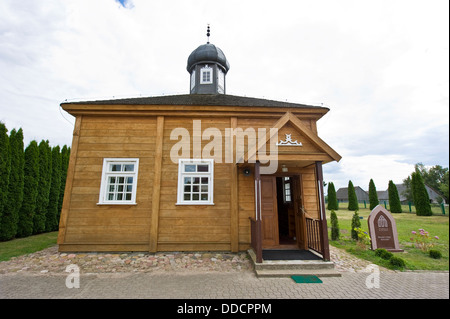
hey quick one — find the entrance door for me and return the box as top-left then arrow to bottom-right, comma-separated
261,175 -> 306,249
292,175 -> 307,249
261,176 -> 279,248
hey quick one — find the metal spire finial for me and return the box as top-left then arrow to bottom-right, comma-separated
206,24 -> 210,44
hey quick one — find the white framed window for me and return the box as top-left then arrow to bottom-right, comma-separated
98,158 -> 139,205
200,65 -> 213,84
177,159 -> 214,205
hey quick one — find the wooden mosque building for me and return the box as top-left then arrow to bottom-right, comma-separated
57,29 -> 341,262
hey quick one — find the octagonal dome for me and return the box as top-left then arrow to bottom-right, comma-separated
187,43 -> 230,73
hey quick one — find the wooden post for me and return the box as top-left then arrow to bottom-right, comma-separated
315,161 -> 330,260
57,115 -> 82,246
254,161 -> 262,263
230,117 -> 239,252
149,116 -> 164,252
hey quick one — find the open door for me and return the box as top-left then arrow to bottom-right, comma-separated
260,176 -> 279,248
261,175 -> 307,250
292,175 -> 307,249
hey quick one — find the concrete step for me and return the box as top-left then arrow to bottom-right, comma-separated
255,268 -> 342,278
253,259 -> 336,271
248,249 -> 342,278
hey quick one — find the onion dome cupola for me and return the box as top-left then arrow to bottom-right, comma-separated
187,25 -> 230,94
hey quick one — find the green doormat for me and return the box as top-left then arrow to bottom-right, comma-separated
291,275 -> 322,283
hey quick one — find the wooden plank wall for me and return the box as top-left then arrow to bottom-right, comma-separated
60,116 -> 156,251
157,117 -> 232,251
59,113 -> 321,252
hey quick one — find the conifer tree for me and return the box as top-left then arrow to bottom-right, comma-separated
34,140 -> 52,234
58,145 -> 70,221
0,123 -> 11,222
327,182 -> 338,210
46,146 -> 62,231
412,172 -> 432,216
388,180 -> 402,213
368,179 -> 379,210
347,180 -> 359,211
0,128 -> 24,240
17,140 -> 40,237
330,210 -> 340,240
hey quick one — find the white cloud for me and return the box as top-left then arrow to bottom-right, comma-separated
0,0 -> 448,186
323,154 -> 415,192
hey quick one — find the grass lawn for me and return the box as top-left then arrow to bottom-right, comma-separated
327,207 -> 449,271
0,231 -> 58,262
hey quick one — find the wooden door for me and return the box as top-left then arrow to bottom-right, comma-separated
292,175 -> 307,249
261,176 -> 279,248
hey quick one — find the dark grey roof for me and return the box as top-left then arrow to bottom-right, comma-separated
336,186 -> 369,201
61,94 -> 328,110
187,43 -> 230,73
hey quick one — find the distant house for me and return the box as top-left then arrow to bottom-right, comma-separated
378,184 -> 445,205
335,186 -> 369,203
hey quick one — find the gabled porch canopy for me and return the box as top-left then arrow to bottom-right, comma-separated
244,112 -> 341,263
241,111 -> 341,168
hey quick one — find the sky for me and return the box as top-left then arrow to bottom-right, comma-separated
0,0 -> 448,193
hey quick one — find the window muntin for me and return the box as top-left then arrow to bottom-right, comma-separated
98,158 -> 139,205
283,177 -> 292,203
200,66 -> 213,84
177,159 -> 214,205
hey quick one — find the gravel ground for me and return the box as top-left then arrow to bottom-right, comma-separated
0,245 -> 392,275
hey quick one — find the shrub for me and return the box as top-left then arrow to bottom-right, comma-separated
354,227 -> 371,249
410,229 -> 439,252
350,211 -> 361,240
389,256 -> 406,269
330,210 -> 340,240
375,248 -> 393,260
429,249 -> 442,259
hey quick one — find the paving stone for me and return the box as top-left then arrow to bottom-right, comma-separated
0,245 -> 448,299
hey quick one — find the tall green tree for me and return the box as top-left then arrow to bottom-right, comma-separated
347,180 -> 359,211
327,182 -> 338,210
403,163 -> 449,204
412,172 -> 432,216
0,128 -> 24,240
34,140 -> 52,234
388,180 -> 402,213
440,171 -> 449,204
58,145 -> 70,221
0,123 -> 11,222
368,179 -> 379,210
415,163 -> 448,192
46,146 -> 62,232
17,140 -> 40,237
402,175 -> 413,203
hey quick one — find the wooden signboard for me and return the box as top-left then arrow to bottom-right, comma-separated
367,205 -> 403,252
